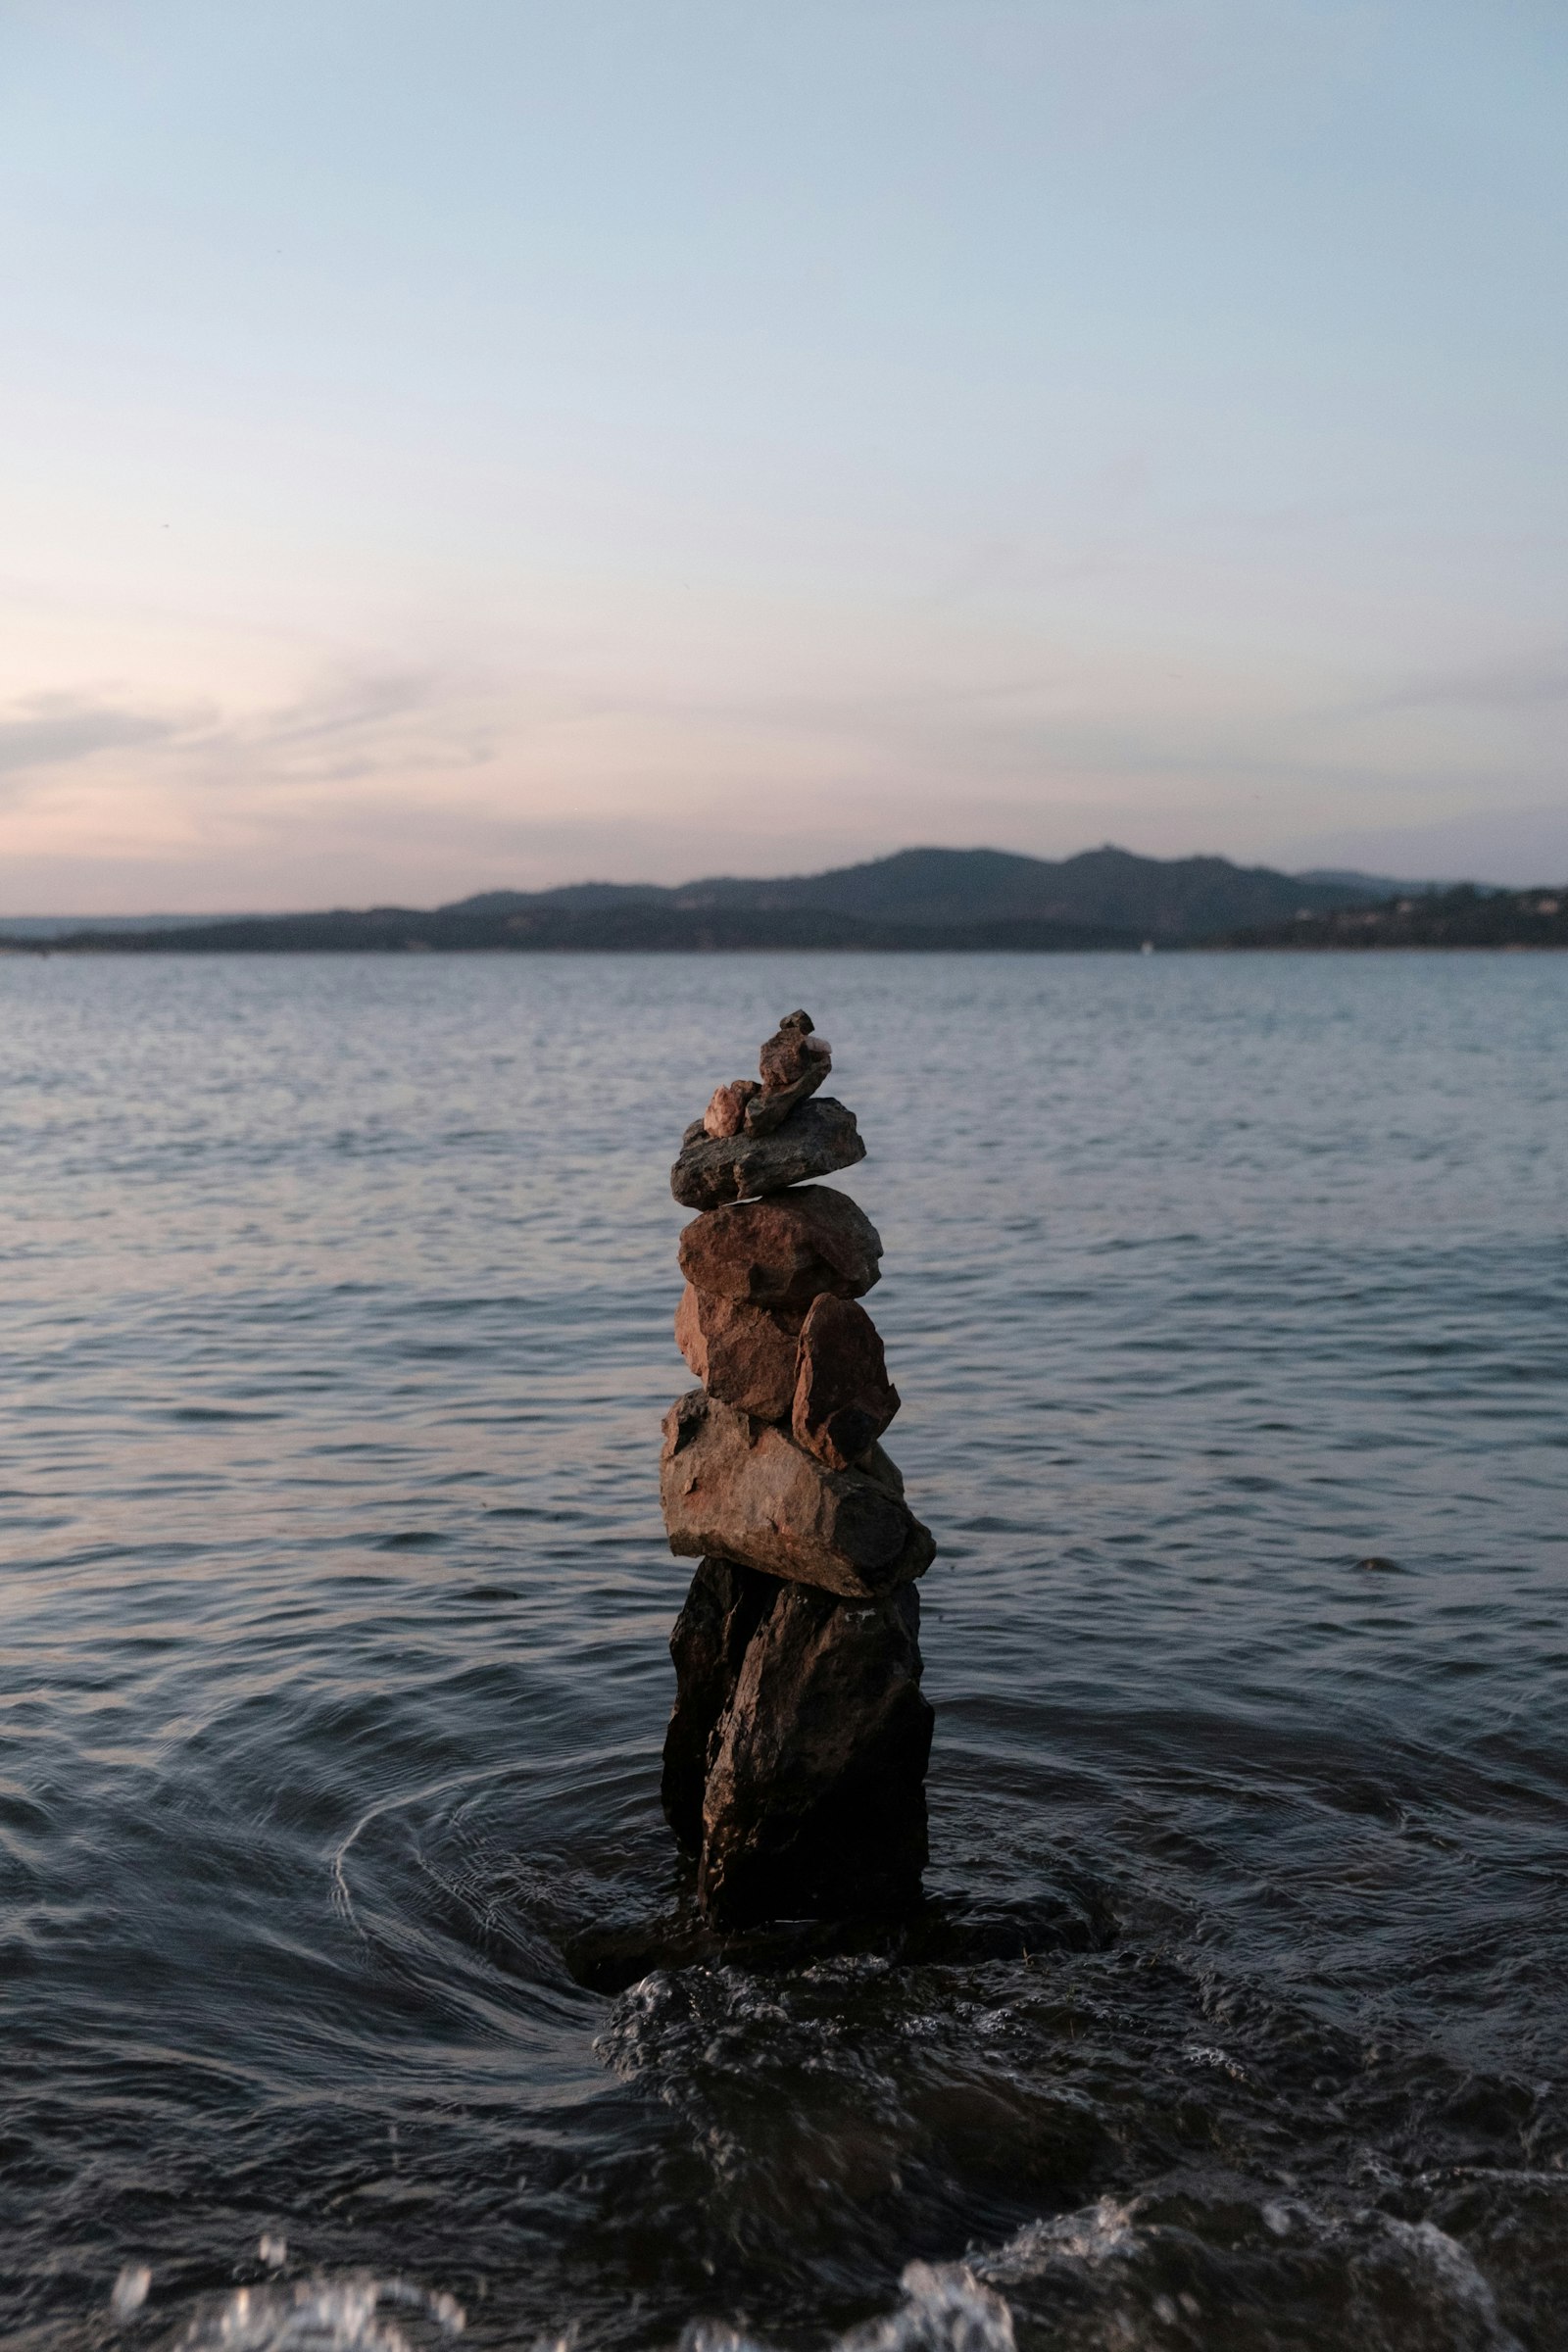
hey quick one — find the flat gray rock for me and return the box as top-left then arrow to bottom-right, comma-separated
670,1097 -> 865,1210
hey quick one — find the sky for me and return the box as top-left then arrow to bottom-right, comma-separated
1,0 -> 1565,911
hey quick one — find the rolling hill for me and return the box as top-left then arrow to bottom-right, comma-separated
23,846 -> 1400,954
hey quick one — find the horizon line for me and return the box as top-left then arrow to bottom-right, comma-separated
0,838 -> 1492,928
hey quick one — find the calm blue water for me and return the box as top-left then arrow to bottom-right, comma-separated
2,952 -> 1565,2352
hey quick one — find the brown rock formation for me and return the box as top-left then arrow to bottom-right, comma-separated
662,1390 -> 933,1599
677,1186 -> 882,1310
791,1292 -> 901,1469
673,1285 -> 803,1419
659,1011 -> 935,1924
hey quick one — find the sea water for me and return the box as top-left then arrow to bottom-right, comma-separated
2,951 -> 1565,2351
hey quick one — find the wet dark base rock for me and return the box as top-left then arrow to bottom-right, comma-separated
660,1556 -> 777,1853
660,1556 -> 937,1931
697,1579 -> 934,1929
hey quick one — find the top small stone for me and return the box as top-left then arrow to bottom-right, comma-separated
747,1011 -> 833,1138
674,1011 -> 854,1203
759,1011 -> 818,1089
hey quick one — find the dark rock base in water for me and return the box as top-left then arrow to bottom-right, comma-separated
660,1555 -> 775,1852
661,1555 -> 934,1928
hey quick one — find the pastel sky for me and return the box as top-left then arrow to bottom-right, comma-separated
2,0 -> 1564,909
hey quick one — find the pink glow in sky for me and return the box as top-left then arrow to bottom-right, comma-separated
2,1 -> 1565,909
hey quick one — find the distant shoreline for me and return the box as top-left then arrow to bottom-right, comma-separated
12,921 -> 1568,950
1,850 -> 1562,956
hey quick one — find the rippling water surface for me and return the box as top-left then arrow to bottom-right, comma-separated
3,952 -> 1566,2352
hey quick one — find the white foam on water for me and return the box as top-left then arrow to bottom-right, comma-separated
111,2264 -> 152,2318
154,2198 -> 1522,2352
1181,2043 -> 1251,2082
968,2192 -> 1522,2351
171,2277 -> 465,2352
841,2262 -> 1015,2352
678,2262 -> 1014,2352
1378,2220 -> 1524,2351
978,2196 -> 1141,2280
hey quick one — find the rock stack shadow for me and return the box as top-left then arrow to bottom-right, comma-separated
658,1012 -> 937,1933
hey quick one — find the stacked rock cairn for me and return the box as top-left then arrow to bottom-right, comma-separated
659,1010 -> 936,1929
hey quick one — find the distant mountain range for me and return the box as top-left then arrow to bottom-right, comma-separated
3,846 -> 1439,955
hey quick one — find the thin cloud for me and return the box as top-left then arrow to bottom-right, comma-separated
245,671 -> 438,751
1356,651 -> 1568,715
164,668 -> 499,793
0,694 -> 178,786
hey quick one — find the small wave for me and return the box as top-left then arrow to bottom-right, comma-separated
679,2264 -> 1014,2352
978,2195 -> 1139,2277
972,2191 -> 1523,2352
170,2276 -> 465,2351
165,2201 -> 1515,2352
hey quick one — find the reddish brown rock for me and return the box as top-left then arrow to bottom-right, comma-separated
703,1079 -> 760,1139
743,1056 -> 829,1137
673,1285 -> 803,1420
661,1555 -> 778,1854
677,1185 -> 881,1311
670,1097 -> 865,1210
758,1009 -> 817,1090
745,1029 -> 832,1137
698,1580 -> 932,1926
791,1293 -> 901,1469
661,1390 -> 933,1599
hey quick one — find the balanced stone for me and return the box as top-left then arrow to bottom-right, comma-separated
744,1017 -> 832,1137
703,1079 -> 760,1138
760,1010 -> 816,1083
677,1185 -> 882,1310
673,1285 -> 803,1420
661,1389 -> 934,1599
661,1554 -> 777,1853
670,1096 -> 864,1210
658,1011 -> 935,1928
697,1579 -> 933,1927
791,1293 -> 901,1470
